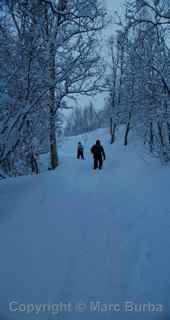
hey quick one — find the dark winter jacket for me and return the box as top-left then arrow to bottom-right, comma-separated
78,143 -> 84,152
91,142 -> 106,160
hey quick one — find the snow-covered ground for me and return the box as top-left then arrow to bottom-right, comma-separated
1,128 -> 170,320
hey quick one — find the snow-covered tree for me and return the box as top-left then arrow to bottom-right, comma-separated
105,0 -> 170,161
0,0 -> 107,176
65,102 -> 102,136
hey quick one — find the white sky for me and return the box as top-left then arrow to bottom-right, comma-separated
64,0 -> 125,116
91,0 -> 125,110
101,0 -> 125,53
105,0 -> 124,12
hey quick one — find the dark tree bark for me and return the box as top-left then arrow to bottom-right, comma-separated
110,118 -> 116,144
167,122 -> 170,145
149,121 -> 154,153
157,121 -> 164,147
124,112 -> 131,146
31,153 -> 39,175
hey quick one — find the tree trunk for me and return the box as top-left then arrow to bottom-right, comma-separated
110,118 -> 116,144
49,108 -> 59,169
167,122 -> 170,145
157,121 -> 164,147
48,39 -> 59,169
45,0 -> 66,170
124,112 -> 131,146
31,153 -> 39,175
149,121 -> 154,153
124,122 -> 130,146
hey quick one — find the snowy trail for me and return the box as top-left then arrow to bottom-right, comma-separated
1,129 -> 170,320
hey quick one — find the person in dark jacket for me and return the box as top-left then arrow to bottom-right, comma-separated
77,142 -> 84,159
91,140 -> 106,169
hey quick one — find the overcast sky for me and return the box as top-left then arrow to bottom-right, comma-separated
64,0 -> 125,114
105,0 -> 124,15
101,0 -> 125,43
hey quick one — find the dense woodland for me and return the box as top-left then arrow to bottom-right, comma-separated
0,0 -> 170,177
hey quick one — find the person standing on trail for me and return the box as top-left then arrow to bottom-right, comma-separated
91,140 -> 106,170
77,142 -> 84,159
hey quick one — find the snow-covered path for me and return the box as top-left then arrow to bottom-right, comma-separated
1,129 -> 170,320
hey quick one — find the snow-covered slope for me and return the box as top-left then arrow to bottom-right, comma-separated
0,128 -> 170,320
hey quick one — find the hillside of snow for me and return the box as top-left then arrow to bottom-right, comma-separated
0,128 -> 170,320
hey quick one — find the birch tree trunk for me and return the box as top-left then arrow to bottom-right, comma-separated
110,118 -> 116,144
124,112 -> 131,146
48,40 -> 59,169
47,0 -> 66,169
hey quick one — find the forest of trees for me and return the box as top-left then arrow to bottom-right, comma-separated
105,0 -> 170,161
0,0 -> 106,176
64,102 -> 106,136
0,0 -> 170,178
